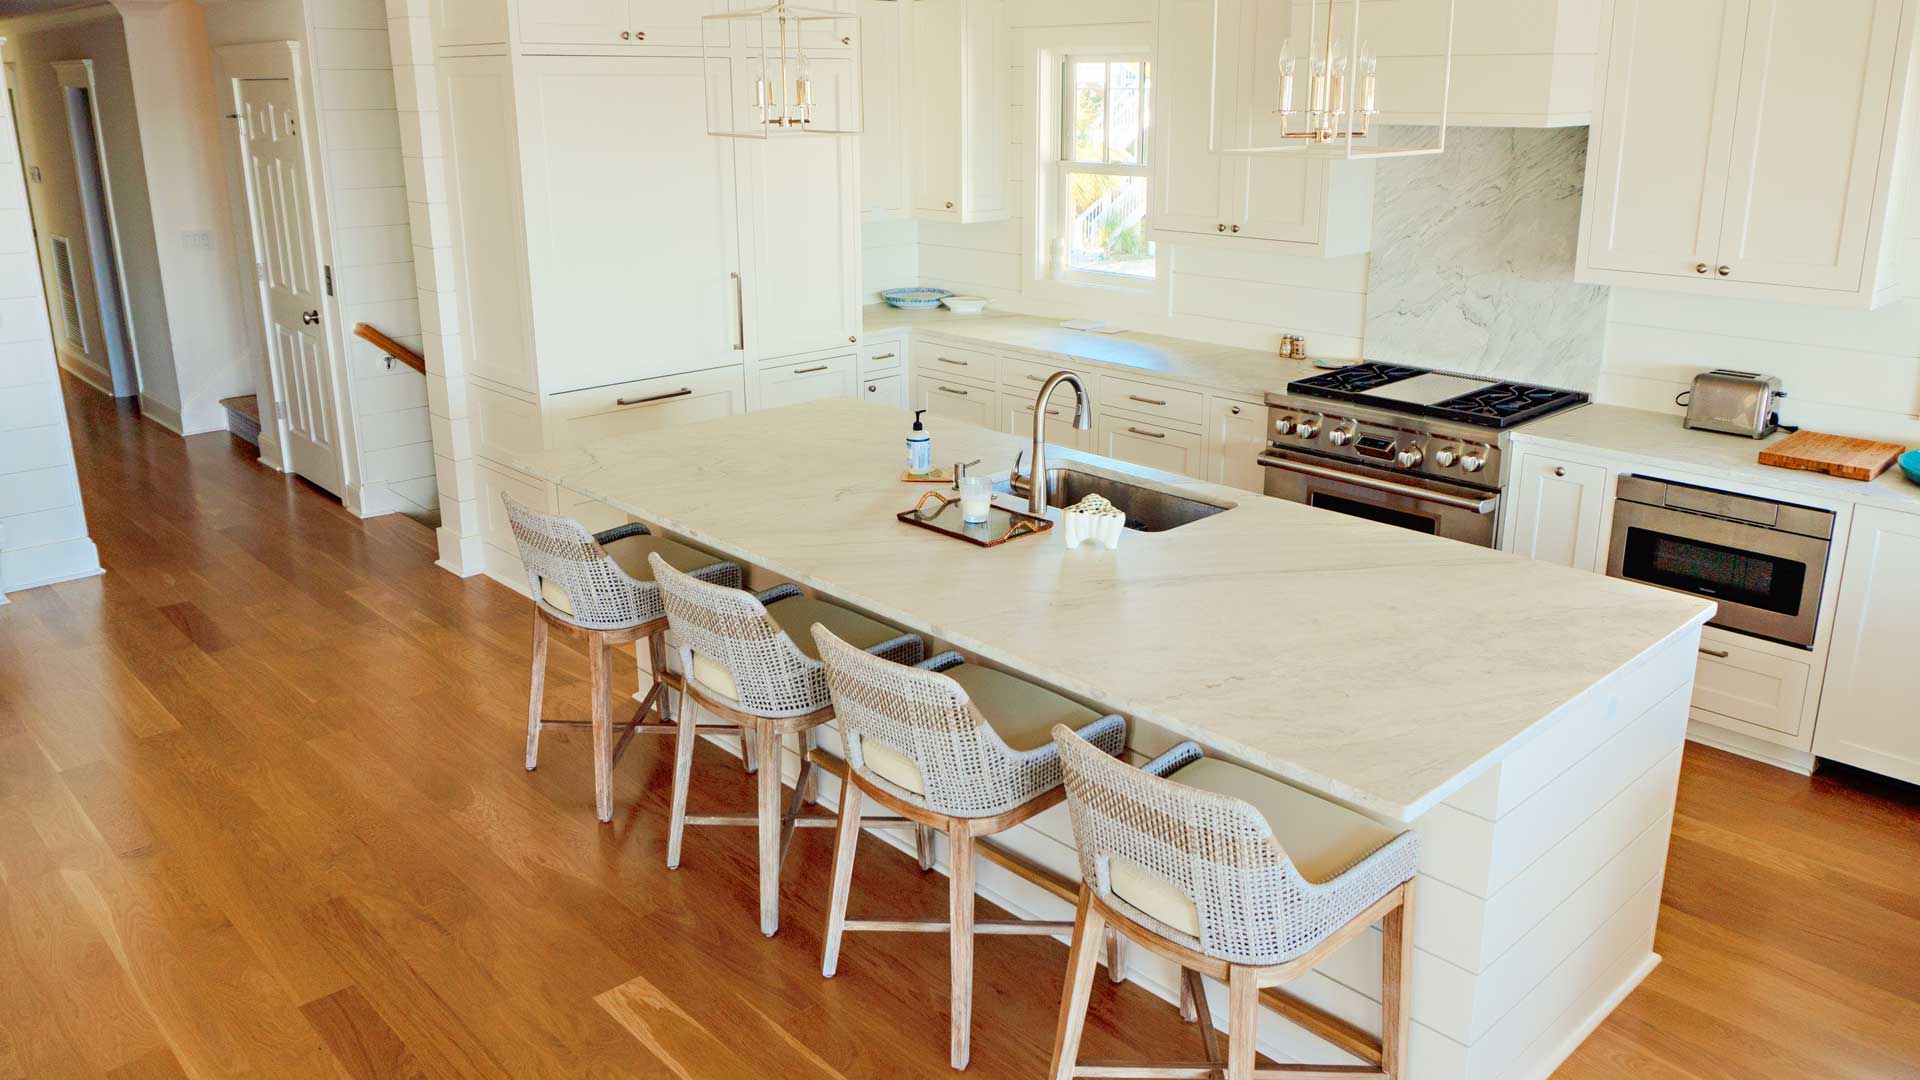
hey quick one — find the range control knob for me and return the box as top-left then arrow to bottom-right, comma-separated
1460,445 -> 1489,473
1394,443 -> 1425,469
1433,445 -> 1460,468
1327,420 -> 1359,447
1296,415 -> 1322,439
1273,416 -> 1298,436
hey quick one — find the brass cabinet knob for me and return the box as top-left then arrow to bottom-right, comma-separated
867,384 -> 877,392
636,30 -> 645,39
1217,223 -> 1226,232
1717,265 -> 1731,277
1695,263 -> 1710,274
849,335 -> 857,343
945,200 -> 954,209
1230,224 -> 1240,233
621,30 -> 630,39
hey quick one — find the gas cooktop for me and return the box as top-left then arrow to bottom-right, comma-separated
1287,362 -> 1588,430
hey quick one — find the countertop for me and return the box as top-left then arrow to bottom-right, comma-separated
863,305 -> 1324,401
513,398 -> 1712,823
1517,403 -> 1920,513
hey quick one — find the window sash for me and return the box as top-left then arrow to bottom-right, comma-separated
1060,56 -> 1149,167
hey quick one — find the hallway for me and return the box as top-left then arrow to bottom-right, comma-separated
0,377 -> 1915,1078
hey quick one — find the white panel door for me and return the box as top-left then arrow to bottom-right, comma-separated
739,57 -> 861,359
1508,454 -> 1608,571
1584,0 -> 1749,278
520,56 -> 742,394
911,0 -> 963,216
627,0 -> 726,48
1714,0 -> 1902,290
442,56 -> 536,392
1221,0 -> 1321,243
520,0 -> 628,45
859,0 -> 908,219
1152,0 -> 1235,237
1205,397 -> 1266,492
1813,506 -> 1920,784
237,78 -> 345,498
861,373 -> 905,408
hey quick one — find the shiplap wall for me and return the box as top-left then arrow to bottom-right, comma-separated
0,66 -> 99,596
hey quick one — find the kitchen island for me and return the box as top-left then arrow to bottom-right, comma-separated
513,398 -> 1713,1080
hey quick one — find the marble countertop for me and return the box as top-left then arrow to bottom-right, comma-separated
863,305 -> 1324,400
513,399 -> 1711,823
1518,403 -> 1920,513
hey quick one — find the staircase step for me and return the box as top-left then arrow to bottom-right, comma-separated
221,395 -> 261,447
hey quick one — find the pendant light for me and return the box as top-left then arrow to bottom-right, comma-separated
703,1 -> 863,139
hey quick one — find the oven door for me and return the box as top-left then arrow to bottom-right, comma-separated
1257,446 -> 1500,547
1604,501 -> 1828,648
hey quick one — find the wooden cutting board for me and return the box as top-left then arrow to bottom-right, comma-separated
1758,430 -> 1905,481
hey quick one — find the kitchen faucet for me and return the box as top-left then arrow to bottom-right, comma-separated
1019,371 -> 1092,516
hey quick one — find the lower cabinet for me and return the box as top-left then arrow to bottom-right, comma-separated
860,373 -> 905,408
1813,505 -> 1920,784
1006,401 -> 1095,452
755,352 -> 858,410
1094,411 -> 1205,477
1690,630 -> 1814,745
1205,396 -> 1266,492
1506,452 -> 1610,571
911,372 -> 998,429
548,365 -> 747,447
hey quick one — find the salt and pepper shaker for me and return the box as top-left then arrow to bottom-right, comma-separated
1278,334 -> 1307,360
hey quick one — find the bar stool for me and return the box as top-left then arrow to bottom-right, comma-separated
502,495 -> 743,823
1048,730 -> 1421,1080
811,625 -> 1128,1070
647,552 -> 925,937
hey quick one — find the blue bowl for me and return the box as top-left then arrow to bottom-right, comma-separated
1899,448 -> 1920,485
881,288 -> 953,310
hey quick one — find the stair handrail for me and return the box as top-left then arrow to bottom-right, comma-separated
353,323 -> 426,375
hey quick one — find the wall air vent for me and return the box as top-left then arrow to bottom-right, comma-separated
49,235 -> 86,354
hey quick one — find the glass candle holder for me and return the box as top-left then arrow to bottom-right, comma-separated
958,474 -> 994,524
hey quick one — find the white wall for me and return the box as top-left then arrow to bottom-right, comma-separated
0,50 -> 100,597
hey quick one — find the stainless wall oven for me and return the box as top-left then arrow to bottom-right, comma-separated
1258,444 -> 1501,547
1605,476 -> 1834,649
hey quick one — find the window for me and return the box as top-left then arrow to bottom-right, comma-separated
1058,56 -> 1153,282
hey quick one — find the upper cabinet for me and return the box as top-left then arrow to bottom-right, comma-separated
519,0 -> 724,48
1340,0 -> 1606,126
911,0 -> 1008,223
1577,0 -> 1915,306
1152,0 -> 1374,256
1814,504 -> 1920,786
860,0 -> 911,220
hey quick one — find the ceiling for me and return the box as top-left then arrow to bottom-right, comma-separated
0,0 -> 110,20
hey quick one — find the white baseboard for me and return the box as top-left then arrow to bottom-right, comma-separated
137,394 -> 184,435
56,345 -> 115,396
435,528 -> 485,576
1,536 -> 104,593
1685,721 -> 1816,775
1508,953 -> 1660,1080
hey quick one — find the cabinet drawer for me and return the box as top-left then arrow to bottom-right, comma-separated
912,374 -> 998,430
1099,372 -> 1206,428
1691,635 -> 1812,739
1002,354 -> 1092,392
548,366 -> 746,447
861,340 -> 905,377
755,352 -> 858,409
913,339 -> 1000,385
1095,412 -> 1206,478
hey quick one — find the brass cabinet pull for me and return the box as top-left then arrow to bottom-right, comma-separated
1699,647 -> 1731,659
1128,394 -> 1168,406
1230,224 -> 1240,233
617,387 -> 693,407
1045,408 -> 1062,416
793,364 -> 829,374
945,200 -> 955,209
730,271 -> 744,350
936,385 -> 968,396
634,30 -> 645,40
1695,263 -> 1710,274
1553,466 -> 1567,477
1217,223 -> 1226,232
937,356 -> 969,366
1230,405 -> 1242,415
620,30 -> 630,39
1127,426 -> 1166,439
1717,265 -> 1731,277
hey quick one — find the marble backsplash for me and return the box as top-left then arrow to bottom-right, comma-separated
1363,127 -> 1609,391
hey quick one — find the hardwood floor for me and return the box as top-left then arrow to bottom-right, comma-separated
3,378 -> 1916,1079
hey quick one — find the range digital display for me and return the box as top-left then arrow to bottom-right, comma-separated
1355,434 -> 1395,460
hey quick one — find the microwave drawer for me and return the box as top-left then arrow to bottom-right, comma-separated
1691,635 -> 1812,739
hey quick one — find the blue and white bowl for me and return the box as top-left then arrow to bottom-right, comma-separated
881,287 -> 953,310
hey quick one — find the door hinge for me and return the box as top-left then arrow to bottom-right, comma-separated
271,399 -> 285,421
254,261 -> 266,282
324,265 -> 334,297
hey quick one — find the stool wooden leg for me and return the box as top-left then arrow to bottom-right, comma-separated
1226,966 -> 1259,1080
1048,887 -> 1106,1080
1183,968 -> 1221,1070
1179,967 -> 1199,1023
665,683 -> 697,869
820,776 -> 864,977
647,632 -> 672,723
1106,928 -> 1127,984
589,631 -> 614,823
742,731 -> 758,775
915,825 -> 938,872
756,722 -> 782,937
1381,881 -> 1416,1079
525,612 -> 548,771
948,824 -> 977,1070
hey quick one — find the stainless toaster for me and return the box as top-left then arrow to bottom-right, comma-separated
1682,369 -> 1786,438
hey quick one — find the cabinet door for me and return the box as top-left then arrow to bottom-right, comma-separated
442,56 -> 536,393
550,365 -> 747,447
1205,397 -> 1266,492
1095,413 -> 1205,477
1007,402 -> 1094,452
1217,0 -> 1321,244
1714,0 -> 1902,290
740,57 -> 861,358
519,57 -> 742,395
912,375 -> 998,429
860,0 -> 909,220
1151,0 -> 1234,238
861,373 -> 906,408
1507,454 -> 1609,571
757,353 -> 859,409
627,0 -> 723,48
1813,506 -> 1920,784
1583,0 -> 1749,278
911,0 -> 963,216
520,0 -> 627,45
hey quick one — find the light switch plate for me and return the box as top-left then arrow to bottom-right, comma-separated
182,229 -> 212,251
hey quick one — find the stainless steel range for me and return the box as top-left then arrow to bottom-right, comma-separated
1259,362 -> 1589,546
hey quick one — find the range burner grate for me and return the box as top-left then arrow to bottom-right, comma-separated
1287,362 -> 1587,429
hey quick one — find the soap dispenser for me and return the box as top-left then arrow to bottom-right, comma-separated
906,409 -> 932,476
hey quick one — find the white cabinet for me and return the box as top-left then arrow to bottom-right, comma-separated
440,55 -> 536,393
1151,0 -> 1373,255
1507,453 -> 1610,571
1205,397 -> 1266,492
1095,412 -> 1205,477
1006,402 -> 1095,452
519,0 -> 720,48
1578,0 -> 1911,305
859,0 -> 910,221
755,352 -> 859,409
860,338 -> 904,378
861,373 -> 906,408
549,365 -> 748,447
912,374 -> 998,429
517,55 -> 742,395
1691,630 -> 1814,744
910,0 -> 1007,223
1813,505 -> 1920,784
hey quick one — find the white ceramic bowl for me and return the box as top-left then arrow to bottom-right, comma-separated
940,295 -> 990,314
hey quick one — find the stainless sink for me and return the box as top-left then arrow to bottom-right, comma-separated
1001,469 -> 1230,533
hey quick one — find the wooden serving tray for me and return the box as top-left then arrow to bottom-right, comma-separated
896,491 -> 1052,548
1758,430 -> 1905,481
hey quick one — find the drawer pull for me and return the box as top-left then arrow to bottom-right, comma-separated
1127,426 -> 1166,439
866,384 -> 878,392
936,385 -> 969,396
793,364 -> 829,374
1129,394 -> 1169,406
937,357 -> 970,367
870,352 -> 897,361
617,387 -> 694,407
1699,647 -> 1731,659
1044,408 -> 1062,416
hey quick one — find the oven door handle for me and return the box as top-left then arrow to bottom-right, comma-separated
1257,454 -> 1499,514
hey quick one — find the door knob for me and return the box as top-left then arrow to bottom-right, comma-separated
301,310 -> 320,325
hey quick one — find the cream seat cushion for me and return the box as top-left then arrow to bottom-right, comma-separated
860,664 -> 1099,796
540,532 -> 725,619
684,595 -> 903,703
1107,757 -> 1400,939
